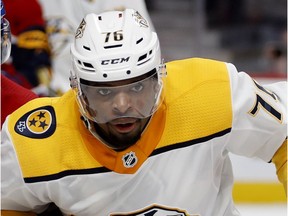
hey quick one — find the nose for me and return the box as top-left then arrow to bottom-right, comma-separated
112,92 -> 132,114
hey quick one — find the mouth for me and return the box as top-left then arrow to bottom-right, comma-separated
110,118 -> 137,133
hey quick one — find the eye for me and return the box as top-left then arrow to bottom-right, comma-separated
131,83 -> 143,92
98,88 -> 112,96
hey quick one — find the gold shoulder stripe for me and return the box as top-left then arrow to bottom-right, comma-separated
158,58 -> 232,146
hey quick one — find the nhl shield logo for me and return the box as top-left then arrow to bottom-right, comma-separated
122,151 -> 138,168
14,106 -> 56,138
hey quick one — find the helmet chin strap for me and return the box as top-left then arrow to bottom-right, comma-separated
69,72 -> 78,89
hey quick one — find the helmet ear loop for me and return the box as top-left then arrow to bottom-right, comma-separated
69,70 -> 78,89
158,59 -> 167,78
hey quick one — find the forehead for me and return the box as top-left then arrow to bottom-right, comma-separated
79,68 -> 157,88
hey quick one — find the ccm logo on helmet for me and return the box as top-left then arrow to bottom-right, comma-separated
101,57 -> 130,65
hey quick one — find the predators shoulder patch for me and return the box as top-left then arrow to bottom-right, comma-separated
14,106 -> 56,138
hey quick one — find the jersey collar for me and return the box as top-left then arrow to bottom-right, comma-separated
81,102 -> 167,174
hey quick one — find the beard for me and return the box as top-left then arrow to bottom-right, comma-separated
93,120 -> 143,151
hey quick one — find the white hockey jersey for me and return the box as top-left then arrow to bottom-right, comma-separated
1,58 -> 287,216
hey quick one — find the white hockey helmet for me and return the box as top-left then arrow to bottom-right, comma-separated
70,9 -> 166,124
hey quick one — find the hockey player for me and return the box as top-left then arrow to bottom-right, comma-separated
1,0 -> 37,126
1,9 -> 287,216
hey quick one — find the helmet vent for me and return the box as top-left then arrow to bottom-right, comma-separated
138,53 -> 147,62
104,44 -> 122,49
137,49 -> 153,66
136,38 -> 143,44
83,62 -> 94,69
77,60 -> 95,72
83,45 -> 91,51
137,58 -> 151,66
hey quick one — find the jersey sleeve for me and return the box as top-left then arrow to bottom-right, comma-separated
1,121 -> 48,213
225,63 -> 287,162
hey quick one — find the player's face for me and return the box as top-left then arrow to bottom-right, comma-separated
80,73 -> 162,150
80,73 -> 161,123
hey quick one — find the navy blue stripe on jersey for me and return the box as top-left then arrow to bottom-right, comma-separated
24,128 -> 231,183
24,166 -> 111,183
151,127 -> 232,156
